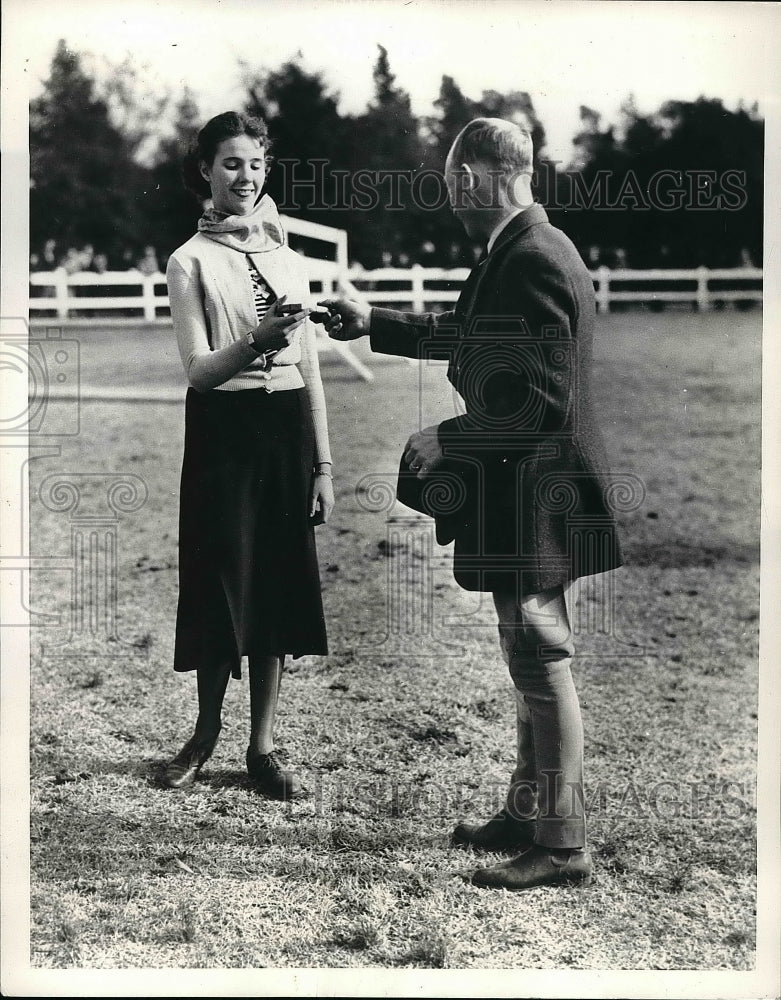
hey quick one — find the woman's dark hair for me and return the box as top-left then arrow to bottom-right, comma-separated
181,111 -> 271,200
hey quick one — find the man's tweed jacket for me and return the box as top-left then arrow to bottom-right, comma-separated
370,203 -> 624,594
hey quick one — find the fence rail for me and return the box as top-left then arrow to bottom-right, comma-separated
29,264 -> 762,322
344,264 -> 763,313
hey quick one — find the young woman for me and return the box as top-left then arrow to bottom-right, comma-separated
162,111 -> 334,798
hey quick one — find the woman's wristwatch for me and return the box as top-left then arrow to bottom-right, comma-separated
315,463 -> 333,479
247,331 -> 275,370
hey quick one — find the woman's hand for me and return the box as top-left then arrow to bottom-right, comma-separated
310,472 -> 335,525
251,295 -> 309,354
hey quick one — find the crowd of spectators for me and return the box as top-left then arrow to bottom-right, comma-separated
30,240 -> 164,276
30,238 -> 488,276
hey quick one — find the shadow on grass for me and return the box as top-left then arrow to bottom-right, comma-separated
623,539 -> 759,568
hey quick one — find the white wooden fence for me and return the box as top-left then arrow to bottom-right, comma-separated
26,214 -> 381,381
343,264 -> 763,313
29,212 -> 351,323
29,264 -> 762,323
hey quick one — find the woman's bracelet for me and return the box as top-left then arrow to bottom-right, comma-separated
315,464 -> 333,478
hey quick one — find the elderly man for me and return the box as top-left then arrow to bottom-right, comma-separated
322,118 -> 622,891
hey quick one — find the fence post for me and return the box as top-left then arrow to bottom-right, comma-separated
597,266 -> 610,314
142,275 -> 157,322
696,266 -> 709,311
411,264 -> 425,313
53,268 -> 69,319
335,231 -> 349,274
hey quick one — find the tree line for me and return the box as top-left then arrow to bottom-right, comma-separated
30,39 -> 763,271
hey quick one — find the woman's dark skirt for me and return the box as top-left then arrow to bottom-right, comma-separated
174,386 -> 327,679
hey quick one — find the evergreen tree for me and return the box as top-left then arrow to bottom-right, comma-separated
420,75 -> 479,265
429,74 -> 475,158
559,96 -> 763,268
30,40 -> 148,262
243,58 -> 360,266
147,88 -> 203,261
100,54 -> 169,164
555,105 -> 630,265
372,44 -> 403,108
247,61 -> 345,215
348,46 -> 428,266
653,97 -> 763,267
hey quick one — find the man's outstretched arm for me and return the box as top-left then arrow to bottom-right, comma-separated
320,297 -> 457,361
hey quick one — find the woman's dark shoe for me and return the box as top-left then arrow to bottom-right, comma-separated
246,749 -> 301,800
452,808 -> 536,852
161,733 -> 219,789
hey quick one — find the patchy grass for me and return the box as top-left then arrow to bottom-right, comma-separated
27,308 -> 759,969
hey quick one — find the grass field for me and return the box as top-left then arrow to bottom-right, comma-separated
25,308 -> 760,971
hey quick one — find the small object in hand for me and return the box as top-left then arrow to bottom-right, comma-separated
309,309 -> 332,325
276,302 -> 304,316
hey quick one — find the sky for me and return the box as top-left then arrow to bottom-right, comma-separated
7,0 -> 779,164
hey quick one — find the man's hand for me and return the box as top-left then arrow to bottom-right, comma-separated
403,426 -> 444,480
318,297 -> 371,341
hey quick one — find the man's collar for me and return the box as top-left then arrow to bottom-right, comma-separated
486,209 -> 524,255
486,203 -> 548,257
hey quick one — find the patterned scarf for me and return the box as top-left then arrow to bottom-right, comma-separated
197,193 -> 285,253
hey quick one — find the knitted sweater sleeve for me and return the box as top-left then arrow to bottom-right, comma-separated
297,317 -> 332,466
167,253 -> 257,392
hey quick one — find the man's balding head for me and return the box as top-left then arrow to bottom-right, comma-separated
448,117 -> 534,177
444,118 -> 535,242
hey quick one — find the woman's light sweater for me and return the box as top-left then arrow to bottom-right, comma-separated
167,232 -> 331,465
